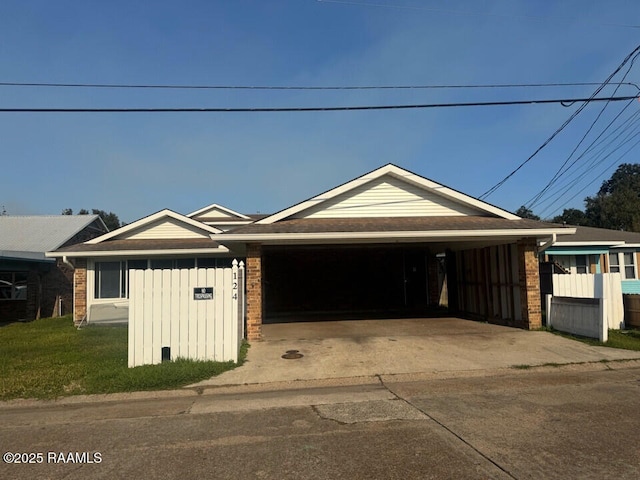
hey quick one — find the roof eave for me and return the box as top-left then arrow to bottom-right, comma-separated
45,246 -> 230,258
217,227 -> 575,244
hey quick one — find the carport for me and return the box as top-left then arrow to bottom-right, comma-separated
219,164 -> 575,340
263,244 -> 432,323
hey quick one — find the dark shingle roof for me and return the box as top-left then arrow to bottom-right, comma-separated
225,216 -> 564,235
556,225 -> 640,244
55,238 -> 219,253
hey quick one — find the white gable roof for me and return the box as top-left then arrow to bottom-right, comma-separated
257,164 -> 519,224
188,203 -> 250,220
86,209 -> 222,244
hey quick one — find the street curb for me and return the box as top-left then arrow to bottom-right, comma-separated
2,358 -> 639,410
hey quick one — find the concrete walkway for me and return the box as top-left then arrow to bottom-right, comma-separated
191,317 -> 640,387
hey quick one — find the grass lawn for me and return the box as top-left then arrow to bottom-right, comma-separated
0,316 -> 247,401
549,328 -> 640,351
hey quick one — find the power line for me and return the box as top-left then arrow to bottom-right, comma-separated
0,95 -> 636,113
479,44 -> 640,200
526,100 -> 635,209
526,50 -> 640,208
0,81 -> 638,91
542,135 -> 640,218
530,108 -> 640,213
535,118 -> 640,216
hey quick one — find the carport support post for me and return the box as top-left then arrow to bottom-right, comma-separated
73,258 -> 87,325
246,243 -> 263,341
517,238 -> 542,329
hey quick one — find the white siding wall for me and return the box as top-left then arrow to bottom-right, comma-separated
121,218 -> 210,240
293,175 -> 483,219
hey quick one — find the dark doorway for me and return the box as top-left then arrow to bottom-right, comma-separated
263,245 -> 431,323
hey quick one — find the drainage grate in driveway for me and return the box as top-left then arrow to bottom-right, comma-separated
282,349 -> 304,360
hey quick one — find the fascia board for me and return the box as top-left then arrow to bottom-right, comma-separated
548,241 -> 625,247
256,167 -> 391,224
387,169 -> 520,220
45,246 -> 230,258
187,203 -> 250,220
86,209 -> 222,244
257,164 -> 519,224
218,227 -> 576,243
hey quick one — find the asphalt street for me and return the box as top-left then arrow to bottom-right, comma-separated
1,362 -> 639,479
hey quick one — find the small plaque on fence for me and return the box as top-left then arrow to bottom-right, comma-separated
194,287 -> 214,300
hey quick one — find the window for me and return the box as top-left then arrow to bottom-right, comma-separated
95,261 -> 126,299
176,258 -> 195,269
93,258 -> 229,299
609,251 -> 637,280
128,259 -> 148,270
197,257 -> 218,268
148,258 -> 196,269
575,255 -> 588,274
0,272 -> 27,300
624,252 -> 636,279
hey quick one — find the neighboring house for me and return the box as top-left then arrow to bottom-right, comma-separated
0,215 -> 108,322
47,164 -> 574,337
542,225 -> 640,294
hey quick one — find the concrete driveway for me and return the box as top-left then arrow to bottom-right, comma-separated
192,317 -> 640,387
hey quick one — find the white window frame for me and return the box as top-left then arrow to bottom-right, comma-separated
609,250 -> 637,280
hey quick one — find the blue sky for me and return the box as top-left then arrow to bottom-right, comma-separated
1,0 -> 639,223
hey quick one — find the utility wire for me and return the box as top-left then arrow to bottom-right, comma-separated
542,135 -> 640,218
0,81 -> 638,91
526,50 -> 640,209
0,95 -> 636,113
536,116 -> 640,215
479,44 -> 640,200
526,99 -> 636,209
531,108 -> 640,212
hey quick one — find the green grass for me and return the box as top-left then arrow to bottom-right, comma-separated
547,327 -> 640,351
0,316 -> 247,401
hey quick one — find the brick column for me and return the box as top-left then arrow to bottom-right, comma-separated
246,244 -> 263,341
73,258 -> 87,324
517,238 -> 541,329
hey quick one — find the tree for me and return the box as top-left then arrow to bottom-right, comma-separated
551,208 -> 589,226
585,163 -> 640,232
91,209 -> 122,231
61,208 -> 123,231
515,205 -> 540,220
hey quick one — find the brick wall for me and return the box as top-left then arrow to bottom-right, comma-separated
517,237 -> 542,330
73,258 -> 87,324
245,244 -> 263,341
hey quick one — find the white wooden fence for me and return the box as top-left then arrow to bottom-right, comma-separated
550,273 -> 624,330
128,260 -> 245,368
549,297 -> 607,342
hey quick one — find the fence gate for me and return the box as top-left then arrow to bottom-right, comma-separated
128,260 -> 245,368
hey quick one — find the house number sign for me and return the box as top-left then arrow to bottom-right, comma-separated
194,287 -> 214,300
